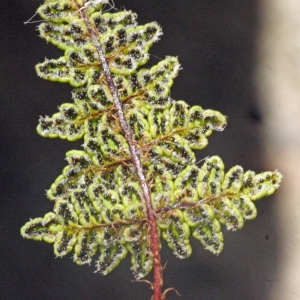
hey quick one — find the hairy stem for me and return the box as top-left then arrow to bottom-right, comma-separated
155,191 -> 235,215
78,5 -> 162,300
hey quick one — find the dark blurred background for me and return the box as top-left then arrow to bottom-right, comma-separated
0,1 -> 285,299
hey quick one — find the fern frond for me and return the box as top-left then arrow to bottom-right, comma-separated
21,150 -> 282,277
21,0 -> 282,296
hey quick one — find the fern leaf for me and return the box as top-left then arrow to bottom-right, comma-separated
21,0 -> 282,291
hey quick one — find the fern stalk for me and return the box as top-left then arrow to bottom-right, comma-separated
78,3 -> 162,298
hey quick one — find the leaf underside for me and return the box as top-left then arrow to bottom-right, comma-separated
21,0 -> 282,279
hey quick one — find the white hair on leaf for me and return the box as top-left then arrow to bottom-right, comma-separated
79,0 -> 110,11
